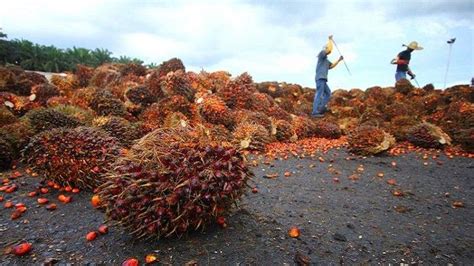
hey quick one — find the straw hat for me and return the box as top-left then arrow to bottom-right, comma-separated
404,41 -> 423,50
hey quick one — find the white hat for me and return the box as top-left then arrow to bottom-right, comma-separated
404,41 -> 423,50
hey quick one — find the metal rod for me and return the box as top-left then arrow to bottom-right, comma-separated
331,38 -> 351,75
413,77 -> 421,88
444,43 -> 453,89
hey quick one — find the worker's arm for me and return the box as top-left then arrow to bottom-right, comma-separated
391,56 -> 409,65
325,35 -> 334,54
330,56 -> 343,69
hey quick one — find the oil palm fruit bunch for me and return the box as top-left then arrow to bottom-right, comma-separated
31,83 -> 60,105
234,110 -> 272,133
0,67 -> 17,92
24,108 -> 84,133
455,128 -> 473,152
406,122 -> 451,149
0,136 -> 14,170
46,96 -> 70,107
75,64 -> 94,87
52,104 -> 95,125
383,101 -> 415,120
348,125 -> 395,155
359,108 -> 385,126
163,112 -> 189,129
195,123 -> 232,145
156,58 -> 186,78
232,122 -> 271,151
89,64 -> 121,88
0,106 -> 17,127
0,121 -> 34,170
256,81 -> 283,98
118,63 -> 147,77
265,105 -> 292,122
70,87 -> 96,109
22,127 -> 121,190
292,116 -> 317,139
217,72 -> 257,109
50,74 -> 78,97
90,89 -> 127,117
199,95 -> 234,128
313,121 -> 342,139
273,119 -> 296,142
93,116 -> 144,147
97,127 -> 252,239
125,85 -> 157,107
394,78 -> 414,95
248,92 -> 275,113
160,69 -> 195,101
388,115 -> 420,141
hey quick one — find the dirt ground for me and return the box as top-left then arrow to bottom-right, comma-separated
1,148 -> 473,265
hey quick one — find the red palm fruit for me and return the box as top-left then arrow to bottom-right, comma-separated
4,201 -> 13,208
86,231 -> 97,241
58,194 -> 72,203
37,198 -> 49,204
98,225 -> 108,234
122,258 -> 139,266
11,242 -> 32,256
46,203 -> 57,211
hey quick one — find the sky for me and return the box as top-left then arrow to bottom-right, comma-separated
1,0 -> 473,90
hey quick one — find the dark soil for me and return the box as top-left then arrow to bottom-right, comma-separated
1,148 -> 473,265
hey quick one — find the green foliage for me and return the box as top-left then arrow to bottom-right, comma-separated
0,29 -> 154,72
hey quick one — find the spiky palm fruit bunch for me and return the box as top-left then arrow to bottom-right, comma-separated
51,104 -> 94,125
383,101 -> 415,120
0,67 -> 17,92
97,127 -> 252,239
118,63 -> 147,77
273,119 -> 296,142
146,70 -> 166,99
162,112 -> 190,129
441,101 -> 474,135
199,95 -> 234,128
455,128 -> 473,152
109,81 -> 139,101
313,121 -> 342,139
10,74 -> 33,96
31,83 -> 60,105
358,107 -> 385,126
394,78 -> 414,95
75,64 -> 94,87
232,122 -> 271,151
50,74 -> 79,97
46,96 -> 71,107
281,83 -> 303,100
70,87 -> 96,109
90,89 -> 127,117
22,71 -> 48,85
195,123 -> 233,146
444,84 -> 473,102
217,72 -> 257,109
275,97 -> 296,114
248,92 -> 275,113
23,108 -> 83,133
348,126 -> 395,155
23,127 -> 121,189
93,116 -> 143,147
364,86 -> 393,107
407,122 -> 452,149
419,92 -> 445,114
187,71 -> 213,95
89,64 -> 121,88
0,137 -> 14,170
292,116 -> 317,139
265,105 -> 292,122
125,85 -> 157,107
156,58 -> 186,78
160,69 -> 195,101
0,106 -> 17,127
0,121 -> 34,170
256,82 -> 284,98
338,117 -> 360,134
233,110 -> 273,133
388,115 -> 420,141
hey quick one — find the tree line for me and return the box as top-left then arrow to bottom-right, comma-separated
0,29 -> 157,72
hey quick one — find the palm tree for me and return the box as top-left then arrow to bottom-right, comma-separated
91,48 -> 113,67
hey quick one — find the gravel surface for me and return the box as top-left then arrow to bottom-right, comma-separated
1,148 -> 473,265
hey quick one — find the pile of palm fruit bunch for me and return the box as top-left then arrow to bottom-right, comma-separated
96,127 -> 253,239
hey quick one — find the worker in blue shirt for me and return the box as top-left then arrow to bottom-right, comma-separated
312,35 -> 343,118
391,41 -> 423,81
